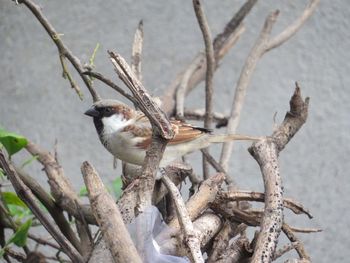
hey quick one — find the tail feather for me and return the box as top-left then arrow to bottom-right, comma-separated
208,134 -> 261,143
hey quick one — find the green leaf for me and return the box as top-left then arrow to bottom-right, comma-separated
0,168 -> 4,179
8,218 -> 32,247
8,205 -> 32,219
78,186 -> 88,197
0,248 -> 5,258
0,128 -> 28,156
2,192 -> 27,208
20,155 -> 39,169
111,177 -> 123,199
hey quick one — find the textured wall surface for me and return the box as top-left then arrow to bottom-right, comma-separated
1,1 -> 349,262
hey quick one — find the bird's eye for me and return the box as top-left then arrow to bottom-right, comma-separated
105,108 -> 112,113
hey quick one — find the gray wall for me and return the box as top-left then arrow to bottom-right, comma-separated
1,0 -> 349,262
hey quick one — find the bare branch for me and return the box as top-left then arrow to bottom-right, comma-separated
168,173 -> 225,229
0,150 -> 84,263
219,10 -> 280,173
81,161 -> 142,263
161,4 -> 252,115
218,190 -> 313,218
282,223 -> 310,260
206,221 -> 233,263
184,109 -> 228,128
266,0 -> 320,52
176,60 -> 200,118
15,168 -> 82,252
213,0 -> 257,55
289,226 -> 322,233
82,71 -> 137,104
18,0 -> 100,102
248,86 -> 310,262
25,141 -> 95,224
131,20 -> 144,81
273,242 -> 299,261
161,175 -> 204,263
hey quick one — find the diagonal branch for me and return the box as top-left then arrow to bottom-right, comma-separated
161,175 -> 204,263
25,141 -> 96,224
17,0 -> 100,102
266,0 -> 320,52
81,162 -> 142,263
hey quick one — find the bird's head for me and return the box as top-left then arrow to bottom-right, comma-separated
84,99 -> 135,134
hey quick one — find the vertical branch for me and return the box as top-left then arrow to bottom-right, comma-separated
193,0 -> 215,179
248,86 -> 310,262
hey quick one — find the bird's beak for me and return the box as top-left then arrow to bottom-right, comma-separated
84,107 -> 100,117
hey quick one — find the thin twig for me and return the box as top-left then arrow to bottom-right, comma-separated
18,0 -> 100,102
273,242 -> 299,260
289,226 -> 322,233
161,175 -> 204,263
184,109 -> 228,128
282,223 -> 310,260
218,190 -> 313,218
266,0 -> 320,52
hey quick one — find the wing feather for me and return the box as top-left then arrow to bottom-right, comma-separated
121,116 -> 211,150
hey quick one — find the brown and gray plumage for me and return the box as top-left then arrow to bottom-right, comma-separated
85,99 -> 259,167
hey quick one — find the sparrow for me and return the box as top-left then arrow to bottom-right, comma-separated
85,99 -> 258,168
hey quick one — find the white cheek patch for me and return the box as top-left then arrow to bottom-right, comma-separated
102,114 -> 130,134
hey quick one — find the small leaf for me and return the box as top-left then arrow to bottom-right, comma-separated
0,248 -> 5,258
79,186 -> 88,197
2,192 -> 27,208
0,128 -> 28,156
8,218 -> 32,247
0,168 -> 4,179
20,155 -> 39,169
111,177 -> 123,199
8,205 -> 32,219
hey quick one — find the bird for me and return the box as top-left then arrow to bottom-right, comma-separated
84,99 -> 259,168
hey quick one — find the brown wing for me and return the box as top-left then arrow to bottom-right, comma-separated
124,118 -> 211,150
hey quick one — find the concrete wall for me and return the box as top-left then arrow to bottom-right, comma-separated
1,0 -> 349,261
